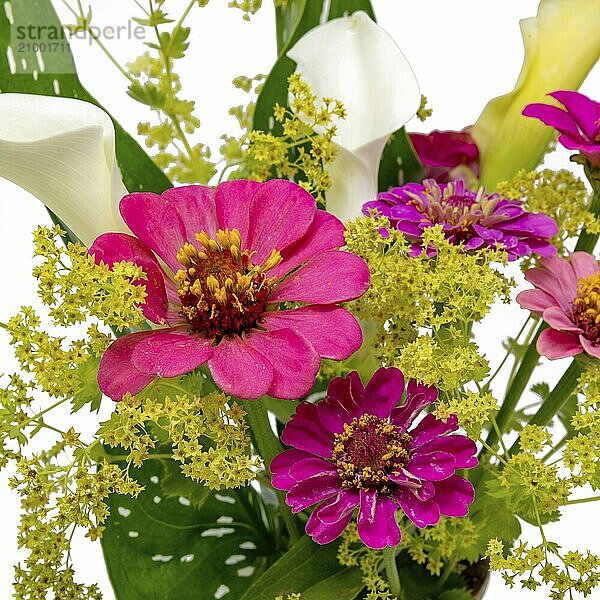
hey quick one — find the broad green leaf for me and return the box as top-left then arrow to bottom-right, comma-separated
239,535 -> 362,600
159,459 -> 212,510
378,127 -> 424,190
328,0 -> 376,20
0,0 -> 171,195
101,459 -> 285,600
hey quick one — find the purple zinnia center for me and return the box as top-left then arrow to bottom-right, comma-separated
332,414 -> 411,492
573,272 -> 600,343
174,228 -> 282,339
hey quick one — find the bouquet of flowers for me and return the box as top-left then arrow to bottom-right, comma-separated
1,1 -> 599,599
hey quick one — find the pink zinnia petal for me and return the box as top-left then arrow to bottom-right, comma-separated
542,306 -> 582,333
245,329 -> 320,400
432,475 -> 474,518
290,457 -> 338,481
262,305 -> 362,361
550,91 -> 600,140
207,336 -> 274,400
525,265 -> 574,312
394,489 -> 441,529
214,179 -> 260,248
390,379 -> 438,431
271,449 -> 314,490
269,250 -> 370,304
360,367 -> 405,419
579,336 -> 600,359
268,210 -> 346,279
357,490 -> 401,549
536,328 -> 583,360
306,496 -> 355,545
246,179 -> 316,264
522,103 -> 583,140
415,436 -> 478,469
281,402 -> 334,458
285,473 -> 341,513
516,289 -> 559,314
162,185 -> 218,241
89,232 -> 173,325
316,490 -> 359,525
407,451 -> 456,481
569,251 -> 599,280
409,414 -> 459,448
130,328 -> 214,378
97,332 -> 157,400
119,192 -> 187,272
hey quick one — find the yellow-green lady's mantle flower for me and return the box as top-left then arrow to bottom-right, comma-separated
287,11 -> 420,222
472,0 -> 600,189
0,93 -> 128,245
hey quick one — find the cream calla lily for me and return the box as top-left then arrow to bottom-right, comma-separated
0,93 -> 128,246
288,11 -> 420,222
472,0 -> 600,189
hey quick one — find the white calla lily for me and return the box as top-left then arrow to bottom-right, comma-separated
0,93 -> 128,246
288,11 -> 420,222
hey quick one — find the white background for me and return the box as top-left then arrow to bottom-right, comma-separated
0,1 -> 599,598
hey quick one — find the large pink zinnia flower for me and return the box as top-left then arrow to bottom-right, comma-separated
408,129 -> 480,184
271,368 -> 478,549
523,90 -> 600,167
517,252 -> 600,360
90,180 -> 370,401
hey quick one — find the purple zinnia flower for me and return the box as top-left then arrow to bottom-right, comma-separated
271,368 -> 478,549
362,179 -> 558,261
408,129 -> 480,184
523,90 -> 600,167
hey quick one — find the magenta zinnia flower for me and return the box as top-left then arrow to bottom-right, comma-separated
90,180 -> 370,401
408,129 -> 480,184
271,368 -> 477,549
517,252 -> 600,360
523,90 -> 600,167
362,179 -> 558,261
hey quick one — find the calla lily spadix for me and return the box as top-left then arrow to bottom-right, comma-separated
288,11 -> 420,223
472,0 -> 600,189
0,93 -> 128,246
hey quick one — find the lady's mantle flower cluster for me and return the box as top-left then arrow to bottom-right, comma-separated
363,178 -> 558,261
91,179 -> 368,402
271,368 -> 478,549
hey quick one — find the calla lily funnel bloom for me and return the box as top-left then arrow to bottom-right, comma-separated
287,11 -> 420,222
472,0 -> 600,188
523,90 -> 600,167
271,368 -> 478,549
90,180 -> 370,401
0,94 -> 128,246
517,252 -> 600,360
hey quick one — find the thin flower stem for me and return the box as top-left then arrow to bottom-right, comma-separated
490,416 -> 508,456
566,495 -> 600,506
574,170 -> 600,253
242,400 -> 302,545
542,433 -> 569,464
383,546 -> 402,598
484,315 -> 532,390
477,438 -> 509,467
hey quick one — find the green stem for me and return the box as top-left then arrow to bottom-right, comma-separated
574,168 -> 600,253
242,400 -> 302,545
479,323 -> 545,458
383,546 -> 401,598
566,495 -> 600,506
507,359 -> 582,456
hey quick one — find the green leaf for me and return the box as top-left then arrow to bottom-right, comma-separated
254,0 -> 376,134
439,589 -> 474,600
133,10 -> 174,28
378,128 -> 424,191
101,459 -> 284,600
127,81 -> 168,109
239,535 -> 362,600
0,0 -> 171,196
72,354 -> 102,413
159,460 -> 211,510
